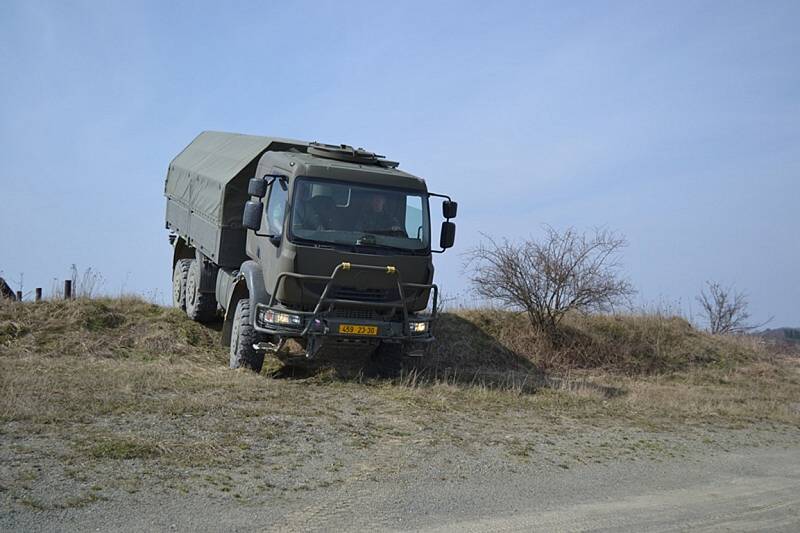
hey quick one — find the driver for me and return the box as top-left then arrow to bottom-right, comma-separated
296,195 -> 336,231
357,192 -> 402,233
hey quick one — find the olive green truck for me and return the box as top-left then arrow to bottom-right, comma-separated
165,131 -> 457,372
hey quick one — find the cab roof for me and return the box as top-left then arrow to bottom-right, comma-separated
257,151 -> 427,192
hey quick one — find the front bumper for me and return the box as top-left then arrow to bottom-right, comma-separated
254,309 -> 434,342
253,262 -> 438,344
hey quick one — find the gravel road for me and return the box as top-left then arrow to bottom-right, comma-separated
3,438 -> 798,532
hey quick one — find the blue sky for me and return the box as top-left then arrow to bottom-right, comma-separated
1,1 -> 798,326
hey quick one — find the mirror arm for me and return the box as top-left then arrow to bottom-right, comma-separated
430,192 -> 457,220
252,229 -> 281,243
252,230 -> 281,246
428,192 -> 452,202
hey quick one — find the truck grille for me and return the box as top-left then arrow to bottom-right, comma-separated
328,308 -> 403,321
329,308 -> 381,320
331,286 -> 400,303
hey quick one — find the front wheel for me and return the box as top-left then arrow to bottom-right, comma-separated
229,299 -> 265,373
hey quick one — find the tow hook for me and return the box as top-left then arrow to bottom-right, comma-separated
305,335 -> 323,359
253,338 -> 286,353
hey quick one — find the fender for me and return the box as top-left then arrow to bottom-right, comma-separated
221,260 -> 270,345
172,236 -> 195,269
194,250 -> 219,293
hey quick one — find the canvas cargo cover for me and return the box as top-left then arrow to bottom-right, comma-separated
165,131 -> 307,228
164,131 -> 308,265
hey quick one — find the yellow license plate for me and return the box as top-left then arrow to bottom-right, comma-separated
338,324 -> 379,336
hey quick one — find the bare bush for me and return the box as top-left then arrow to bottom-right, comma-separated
70,264 -> 104,298
47,265 -> 105,300
696,281 -> 769,334
464,227 -> 635,337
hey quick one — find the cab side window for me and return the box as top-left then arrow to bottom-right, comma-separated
405,196 -> 424,240
265,182 -> 288,236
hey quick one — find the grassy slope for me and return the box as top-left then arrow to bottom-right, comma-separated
1,297 -> 798,508
430,309 -> 759,374
1,296 -> 797,427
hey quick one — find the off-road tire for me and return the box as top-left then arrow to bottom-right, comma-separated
172,259 -> 192,310
185,259 -> 218,322
366,342 -> 403,378
229,299 -> 265,372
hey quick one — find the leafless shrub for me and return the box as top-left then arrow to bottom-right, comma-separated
70,264 -> 104,298
45,266 -> 105,300
696,281 -> 770,335
464,227 -> 635,337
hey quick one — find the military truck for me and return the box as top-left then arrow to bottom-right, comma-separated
165,131 -> 457,372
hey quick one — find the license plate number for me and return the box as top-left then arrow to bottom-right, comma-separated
338,324 -> 378,336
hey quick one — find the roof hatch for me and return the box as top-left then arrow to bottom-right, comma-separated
307,142 -> 400,169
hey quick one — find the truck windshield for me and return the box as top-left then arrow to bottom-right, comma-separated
289,178 -> 430,252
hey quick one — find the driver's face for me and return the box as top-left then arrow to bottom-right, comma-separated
370,195 -> 386,211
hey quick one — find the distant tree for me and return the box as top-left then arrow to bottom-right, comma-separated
696,281 -> 769,334
464,227 -> 635,337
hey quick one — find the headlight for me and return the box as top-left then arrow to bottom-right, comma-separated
409,321 -> 428,334
258,308 -> 302,328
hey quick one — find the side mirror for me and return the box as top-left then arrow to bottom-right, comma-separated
248,177 -> 267,198
442,200 -> 458,219
440,221 -> 456,249
242,200 -> 263,230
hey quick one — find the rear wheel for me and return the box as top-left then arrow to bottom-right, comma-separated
185,259 -> 218,322
172,259 -> 192,310
229,299 -> 265,372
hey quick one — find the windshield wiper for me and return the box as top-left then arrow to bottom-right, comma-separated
353,241 -> 419,255
292,236 -> 336,249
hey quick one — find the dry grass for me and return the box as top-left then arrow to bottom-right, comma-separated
0,296 -> 221,363
2,297 -> 797,516
426,308 -> 759,375
395,307 -> 798,430
1,297 -> 798,474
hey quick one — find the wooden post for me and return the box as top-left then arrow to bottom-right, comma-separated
64,280 -> 73,300
16,291 -> 22,301
35,288 -> 42,302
